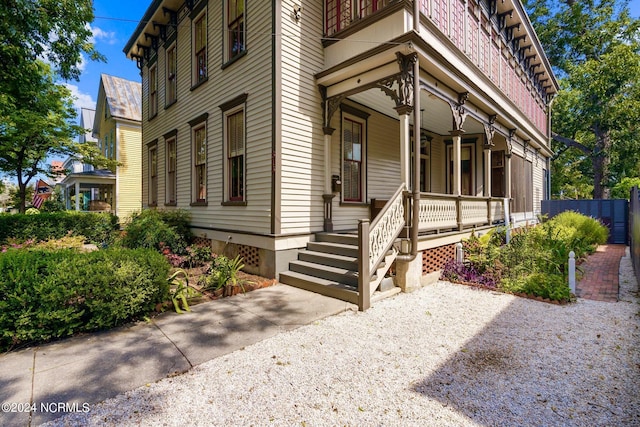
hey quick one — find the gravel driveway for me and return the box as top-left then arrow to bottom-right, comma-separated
46,255 -> 640,426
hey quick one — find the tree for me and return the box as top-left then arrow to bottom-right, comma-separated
0,62 -> 83,212
0,1 -> 111,212
525,0 -> 640,199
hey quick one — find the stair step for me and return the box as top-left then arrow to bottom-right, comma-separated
278,271 -> 358,304
307,241 -> 358,258
315,232 -> 359,246
298,249 -> 358,270
289,260 -> 359,286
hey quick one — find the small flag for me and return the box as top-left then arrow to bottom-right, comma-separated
32,179 -> 53,209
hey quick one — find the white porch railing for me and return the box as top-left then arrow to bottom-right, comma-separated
417,193 -> 506,233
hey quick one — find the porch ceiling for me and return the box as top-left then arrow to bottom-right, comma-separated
349,89 -> 485,136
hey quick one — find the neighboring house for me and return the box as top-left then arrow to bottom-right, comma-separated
60,77 -> 143,220
125,0 -> 558,309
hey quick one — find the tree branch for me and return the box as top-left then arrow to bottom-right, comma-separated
551,132 -> 592,155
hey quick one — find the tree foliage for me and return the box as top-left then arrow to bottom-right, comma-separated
525,0 -> 640,199
0,1 -> 109,212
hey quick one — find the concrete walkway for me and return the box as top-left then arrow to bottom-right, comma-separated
0,285 -> 356,426
576,244 -> 626,302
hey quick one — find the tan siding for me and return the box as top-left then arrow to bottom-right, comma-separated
279,0 -> 326,234
139,1 -> 274,235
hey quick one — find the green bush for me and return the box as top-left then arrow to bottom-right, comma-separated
118,209 -> 192,254
0,212 -> 119,246
546,211 -> 609,255
0,248 -> 170,351
501,273 -> 570,301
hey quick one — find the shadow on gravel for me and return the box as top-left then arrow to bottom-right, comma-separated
411,293 -> 640,426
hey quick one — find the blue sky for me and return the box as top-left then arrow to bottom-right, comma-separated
64,1 -> 149,113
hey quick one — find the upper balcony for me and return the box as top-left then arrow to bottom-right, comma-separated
321,0 -> 558,138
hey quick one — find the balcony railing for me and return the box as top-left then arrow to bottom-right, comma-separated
324,0 -> 549,136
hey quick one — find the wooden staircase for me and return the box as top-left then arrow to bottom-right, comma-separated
279,233 -> 400,306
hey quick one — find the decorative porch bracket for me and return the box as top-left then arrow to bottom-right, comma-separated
449,92 -> 469,132
483,114 -> 497,147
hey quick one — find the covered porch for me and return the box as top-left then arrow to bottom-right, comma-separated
59,170 -> 116,214
289,30 -> 550,310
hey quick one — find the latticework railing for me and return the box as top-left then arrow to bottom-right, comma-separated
358,183 -> 406,311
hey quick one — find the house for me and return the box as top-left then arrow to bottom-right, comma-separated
59,76 -> 143,220
124,0 -> 558,310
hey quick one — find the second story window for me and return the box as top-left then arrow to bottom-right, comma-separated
166,43 -> 177,105
326,0 -> 390,36
193,10 -> 207,84
227,0 -> 245,61
149,65 -> 158,118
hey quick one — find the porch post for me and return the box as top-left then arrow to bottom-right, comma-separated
483,116 -> 496,197
448,93 -> 468,197
505,153 -> 512,199
450,130 -> 463,196
74,181 -> 80,211
483,147 -> 491,197
396,107 -> 412,187
323,128 -> 335,232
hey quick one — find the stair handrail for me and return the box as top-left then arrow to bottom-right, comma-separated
368,183 -> 406,272
358,183 -> 406,311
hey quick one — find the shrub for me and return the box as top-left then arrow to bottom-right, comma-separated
547,211 -> 608,253
0,248 -> 170,351
118,209 -> 191,254
500,273 -> 570,302
0,212 -> 119,246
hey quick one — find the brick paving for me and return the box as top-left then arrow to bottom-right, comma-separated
575,244 -> 626,302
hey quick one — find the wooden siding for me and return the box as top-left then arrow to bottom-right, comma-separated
278,0 -> 326,234
116,123 -> 142,219
140,1 -> 274,235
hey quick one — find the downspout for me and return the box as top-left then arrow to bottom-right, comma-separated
397,0 -> 421,262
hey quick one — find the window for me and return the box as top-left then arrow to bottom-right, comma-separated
149,65 -> 158,117
166,136 -> 177,204
193,10 -> 207,84
227,0 -> 245,60
227,109 -> 245,201
149,144 -> 158,206
166,43 -> 177,105
343,117 -> 364,202
193,124 -> 207,203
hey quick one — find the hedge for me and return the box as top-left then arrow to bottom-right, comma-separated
0,212 -> 119,246
0,248 -> 170,351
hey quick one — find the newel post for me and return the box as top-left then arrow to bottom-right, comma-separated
568,251 -> 576,294
358,219 -> 371,311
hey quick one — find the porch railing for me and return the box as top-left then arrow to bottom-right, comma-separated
358,183 -> 406,311
417,193 -> 506,233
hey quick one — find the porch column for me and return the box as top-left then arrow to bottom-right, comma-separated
74,181 -> 80,211
483,147 -> 492,197
396,106 -> 412,187
323,127 -> 336,232
505,153 -> 512,199
448,93 -> 468,197
483,116 -> 496,197
450,130 -> 463,196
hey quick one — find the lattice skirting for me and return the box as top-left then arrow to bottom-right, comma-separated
238,244 -> 260,268
422,243 -> 456,275
192,236 -> 212,248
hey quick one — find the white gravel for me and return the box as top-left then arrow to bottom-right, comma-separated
45,252 -> 640,427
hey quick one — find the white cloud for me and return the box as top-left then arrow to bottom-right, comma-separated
88,25 -> 118,45
64,83 -> 96,111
